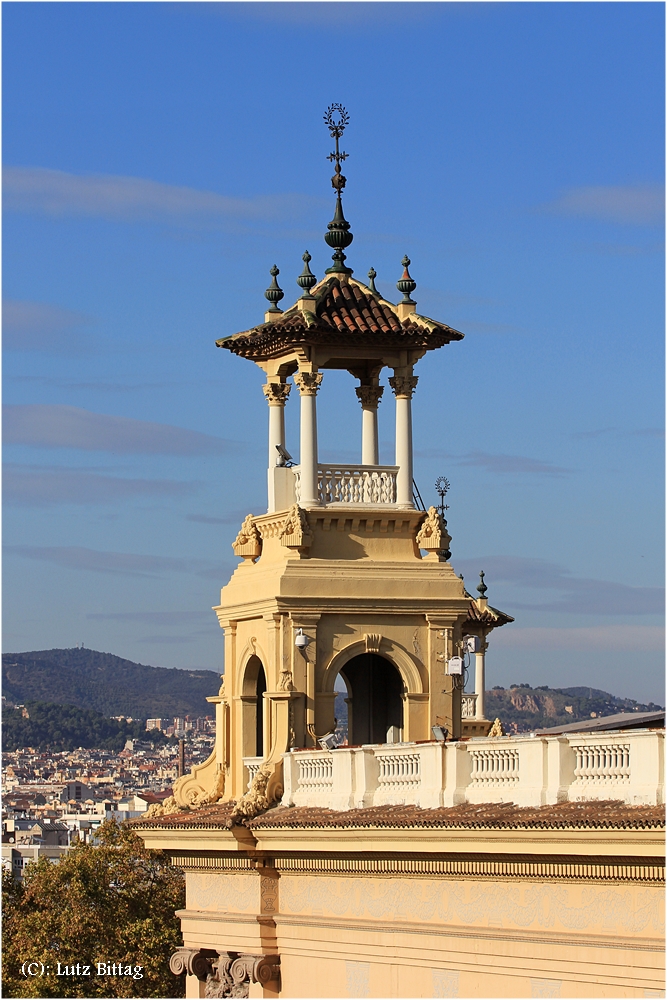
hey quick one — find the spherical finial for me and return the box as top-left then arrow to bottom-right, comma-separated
367,267 -> 378,295
477,570 -> 488,598
296,251 -> 317,295
396,255 -> 417,304
265,265 -> 284,312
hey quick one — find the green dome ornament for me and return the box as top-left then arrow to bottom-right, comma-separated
264,265 -> 284,313
296,251 -> 317,295
367,267 -> 379,295
396,255 -> 417,305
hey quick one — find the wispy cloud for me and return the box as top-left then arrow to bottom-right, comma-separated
3,405 -> 236,455
417,448 -> 571,477
3,300 -> 93,354
87,611 -> 210,624
136,635 -> 196,645
3,166 -> 320,229
541,184 -> 664,226
491,624 -> 664,653
571,426 -> 664,440
186,511 -> 253,526
4,545 -> 223,579
3,464 -> 196,507
455,555 -> 664,616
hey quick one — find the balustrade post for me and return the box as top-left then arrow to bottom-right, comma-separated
294,371 -> 323,506
389,371 -> 418,507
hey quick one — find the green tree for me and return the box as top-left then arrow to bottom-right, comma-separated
2,822 -> 185,998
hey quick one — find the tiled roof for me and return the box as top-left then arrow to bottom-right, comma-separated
216,276 -> 463,361
134,799 -> 665,832
536,712 -> 665,736
465,601 -> 514,627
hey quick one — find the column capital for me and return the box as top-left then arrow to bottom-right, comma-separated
355,384 -> 384,409
262,382 -> 291,406
294,371 -> 323,396
389,374 -> 418,399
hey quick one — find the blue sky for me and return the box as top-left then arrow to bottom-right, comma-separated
3,1 -> 664,703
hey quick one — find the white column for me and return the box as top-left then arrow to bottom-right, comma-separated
355,384 -> 383,465
294,371 -> 322,506
262,382 -> 290,470
389,372 -> 418,507
475,637 -> 487,720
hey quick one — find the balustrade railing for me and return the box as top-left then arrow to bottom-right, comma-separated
461,694 -> 477,719
293,464 -> 398,505
280,729 -> 663,811
242,756 -> 263,791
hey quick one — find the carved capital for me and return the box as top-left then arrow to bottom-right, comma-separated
389,374 -> 418,399
294,371 -> 323,396
169,948 -> 218,981
232,515 -> 262,562
262,382 -> 291,406
279,504 -> 313,551
355,384 -> 384,409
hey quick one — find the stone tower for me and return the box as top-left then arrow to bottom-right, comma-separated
172,106 -> 511,815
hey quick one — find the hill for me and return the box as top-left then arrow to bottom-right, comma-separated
2,648 -> 220,720
2,700 -> 176,753
485,683 -> 663,734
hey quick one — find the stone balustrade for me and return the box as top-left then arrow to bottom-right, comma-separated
281,729 -> 663,810
461,694 -> 477,719
242,756 -> 263,791
293,464 -> 399,506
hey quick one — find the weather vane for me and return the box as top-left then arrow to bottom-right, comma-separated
435,476 -> 450,519
324,103 -> 349,193
323,104 -> 353,275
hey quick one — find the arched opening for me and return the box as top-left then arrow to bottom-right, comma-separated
242,655 -> 267,758
255,663 -> 266,757
340,654 -> 404,745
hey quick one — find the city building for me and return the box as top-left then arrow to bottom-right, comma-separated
132,107 -> 664,998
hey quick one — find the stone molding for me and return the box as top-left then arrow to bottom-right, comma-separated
389,374 -> 419,399
262,382 -> 291,406
355,384 -> 384,409
232,515 -> 262,562
294,371 -> 323,396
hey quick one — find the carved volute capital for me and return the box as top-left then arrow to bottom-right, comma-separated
294,371 -> 323,396
389,374 -> 418,399
355,384 -> 384,409
262,382 -> 291,406
169,948 -> 218,982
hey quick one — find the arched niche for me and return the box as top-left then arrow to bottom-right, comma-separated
321,638 -> 426,697
241,654 -> 266,758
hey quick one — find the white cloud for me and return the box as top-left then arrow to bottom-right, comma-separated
455,555 -> 664,615
3,464 -> 196,506
542,184 -> 664,226
491,624 -> 664,653
3,166 -> 320,228
4,544 -> 221,579
3,405 -> 235,455
3,299 -> 92,354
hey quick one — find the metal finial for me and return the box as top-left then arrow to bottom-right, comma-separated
477,571 -> 488,598
296,251 -> 317,295
323,104 -> 353,275
396,255 -> 417,304
367,267 -> 378,295
434,476 -> 450,520
264,265 -> 284,313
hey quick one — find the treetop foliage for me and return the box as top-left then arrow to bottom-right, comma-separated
2,822 -> 185,998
